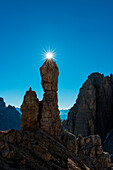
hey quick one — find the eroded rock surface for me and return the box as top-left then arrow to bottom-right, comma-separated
21,87 -> 39,130
0,129 -> 112,170
67,72 -> 113,142
60,131 -> 112,169
40,59 -> 62,136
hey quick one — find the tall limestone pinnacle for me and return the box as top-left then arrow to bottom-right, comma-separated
40,59 -> 62,136
21,59 -> 62,136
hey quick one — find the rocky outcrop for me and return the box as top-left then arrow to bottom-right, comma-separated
0,97 -> 21,131
60,131 -> 112,169
0,129 -> 89,170
21,87 -> 39,131
40,59 -> 62,137
0,129 -> 112,170
67,72 -> 113,142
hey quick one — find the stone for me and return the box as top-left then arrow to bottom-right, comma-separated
0,141 -> 4,150
21,87 -> 39,130
85,137 -> 90,144
80,138 -> 85,146
2,145 -> 9,158
67,72 -> 113,142
60,131 -> 78,155
96,146 -> 103,155
40,59 -> 62,137
90,147 -> 95,157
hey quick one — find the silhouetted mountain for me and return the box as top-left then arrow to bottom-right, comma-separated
67,72 -> 113,142
0,97 -> 21,131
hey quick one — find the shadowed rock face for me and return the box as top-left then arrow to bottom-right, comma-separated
21,87 -> 39,130
0,98 -> 5,108
0,98 -> 21,131
40,59 -> 62,137
67,72 -> 113,142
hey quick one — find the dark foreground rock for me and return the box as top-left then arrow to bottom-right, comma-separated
0,98 -> 21,131
0,129 -> 88,170
67,72 -> 113,142
0,129 -> 112,170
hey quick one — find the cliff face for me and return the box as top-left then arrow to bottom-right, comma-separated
67,72 -> 113,142
0,98 -> 21,131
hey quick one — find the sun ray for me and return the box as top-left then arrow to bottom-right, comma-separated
42,48 -> 56,60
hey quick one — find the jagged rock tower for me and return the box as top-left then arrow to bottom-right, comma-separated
40,59 -> 62,136
21,87 -> 39,130
21,58 -> 62,136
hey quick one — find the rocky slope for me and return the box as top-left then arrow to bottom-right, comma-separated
0,129 -> 112,170
0,98 -> 21,131
67,72 -> 113,142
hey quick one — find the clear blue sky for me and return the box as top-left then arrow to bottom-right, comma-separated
0,0 -> 113,109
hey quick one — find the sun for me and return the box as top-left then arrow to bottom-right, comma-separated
42,49 -> 56,60
46,52 -> 53,59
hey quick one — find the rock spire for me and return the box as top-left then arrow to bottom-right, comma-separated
21,59 -> 62,136
40,59 -> 62,136
21,87 -> 39,130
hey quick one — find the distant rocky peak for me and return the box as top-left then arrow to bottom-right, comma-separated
0,97 -> 6,108
67,72 -> 113,142
88,72 -> 104,79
